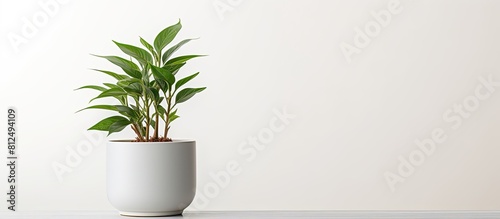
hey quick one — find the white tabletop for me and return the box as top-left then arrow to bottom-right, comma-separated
0,211 -> 499,219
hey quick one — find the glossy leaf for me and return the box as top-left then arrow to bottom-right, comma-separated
157,105 -> 167,121
115,105 -> 138,119
140,37 -> 158,61
162,38 -> 196,64
149,87 -> 160,102
108,119 -> 132,136
169,114 -> 179,123
162,63 -> 185,75
154,20 -> 182,53
90,88 -> 127,102
175,72 -> 199,90
113,40 -> 153,65
123,82 -> 143,95
175,87 -> 206,104
151,65 -> 175,90
149,119 -> 156,128
76,105 -> 117,113
117,78 -> 142,87
165,55 -> 205,66
93,55 -> 142,79
91,69 -> 129,81
155,79 -> 168,93
103,83 -> 120,89
75,85 -> 107,92
168,109 -> 179,123
88,116 -> 129,131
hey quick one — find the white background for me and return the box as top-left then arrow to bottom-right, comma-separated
1,0 -> 499,211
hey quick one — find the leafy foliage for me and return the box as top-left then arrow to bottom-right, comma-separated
77,20 -> 206,141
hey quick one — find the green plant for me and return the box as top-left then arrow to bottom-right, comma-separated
77,20 -> 206,142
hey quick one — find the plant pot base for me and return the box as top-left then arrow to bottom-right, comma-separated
120,210 -> 183,217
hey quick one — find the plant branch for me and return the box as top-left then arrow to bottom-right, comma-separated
144,95 -> 150,141
164,91 -> 172,138
153,105 -> 159,139
131,124 -> 145,142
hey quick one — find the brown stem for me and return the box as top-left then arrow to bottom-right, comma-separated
145,103 -> 150,142
163,121 -> 168,138
153,112 -> 159,139
131,124 -> 145,142
165,126 -> 170,139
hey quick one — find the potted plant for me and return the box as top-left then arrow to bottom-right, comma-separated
77,20 -> 206,217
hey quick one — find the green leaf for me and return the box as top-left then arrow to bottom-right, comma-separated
169,114 -> 180,123
162,63 -> 185,75
90,88 -> 127,102
149,80 -> 156,87
76,105 -> 117,113
154,20 -> 182,53
140,37 -> 158,61
157,105 -> 167,121
119,96 -> 127,105
91,69 -> 129,80
103,83 -> 120,89
127,69 -> 143,80
149,119 -> 156,128
123,82 -> 143,95
162,38 -> 196,64
175,87 -> 206,104
130,105 -> 140,112
147,87 -> 160,102
170,109 -> 177,115
141,66 -> 150,84
88,116 -> 129,131
103,85 -> 130,103
75,85 -> 107,92
151,65 -> 175,91
93,55 -> 141,79
152,87 -> 160,102
113,40 -> 153,66
168,109 -> 179,123
108,119 -> 132,136
117,78 -> 142,87
175,72 -> 199,90
165,55 -> 205,66
155,79 -> 168,92
130,105 -> 143,118
115,105 -> 138,119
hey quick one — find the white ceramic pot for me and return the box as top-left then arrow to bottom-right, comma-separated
107,140 -> 196,217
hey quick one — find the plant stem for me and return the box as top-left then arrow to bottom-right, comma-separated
153,106 -> 159,139
131,124 -> 145,141
164,93 -> 172,138
165,126 -> 170,139
145,98 -> 150,141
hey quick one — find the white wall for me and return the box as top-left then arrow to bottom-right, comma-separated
1,0 -> 499,211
